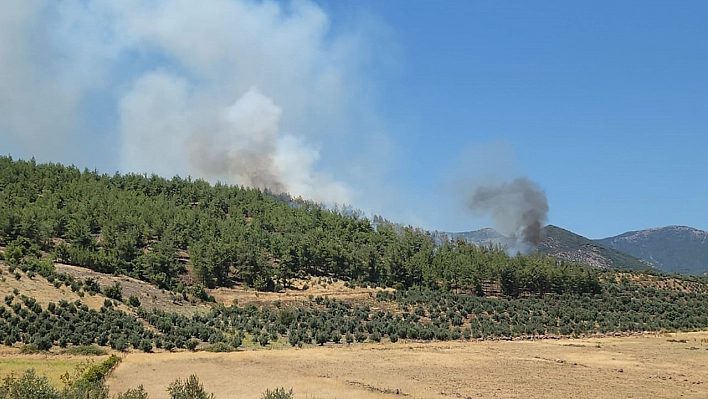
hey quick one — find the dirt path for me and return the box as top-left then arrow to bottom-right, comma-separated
107,331 -> 708,399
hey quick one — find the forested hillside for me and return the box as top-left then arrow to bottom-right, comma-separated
2,157 -> 708,377
0,157 -> 599,297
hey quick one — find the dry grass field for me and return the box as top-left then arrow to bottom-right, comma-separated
107,331 -> 708,399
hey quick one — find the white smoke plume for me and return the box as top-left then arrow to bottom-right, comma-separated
187,86 -> 350,202
0,0 -> 393,206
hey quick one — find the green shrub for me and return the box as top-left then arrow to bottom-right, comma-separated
103,282 -> 123,301
204,342 -> 235,353
167,375 -> 215,399
186,339 -> 199,351
35,337 -> 53,351
116,385 -> 149,399
78,355 -> 121,384
260,387 -> 295,399
83,278 -> 101,294
138,339 -> 153,353
63,345 -> 108,356
127,295 -> 141,307
0,369 -> 61,399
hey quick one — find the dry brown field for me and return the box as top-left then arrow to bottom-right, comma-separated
107,331 -> 708,399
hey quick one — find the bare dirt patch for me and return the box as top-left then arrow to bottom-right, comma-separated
54,264 -> 209,315
108,331 -> 708,399
210,277 -> 393,310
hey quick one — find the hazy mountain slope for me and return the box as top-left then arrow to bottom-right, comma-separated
446,228 -> 512,248
538,225 -> 651,270
598,226 -> 708,275
448,225 -> 651,270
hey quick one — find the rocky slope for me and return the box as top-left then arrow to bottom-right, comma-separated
597,226 -> 708,275
448,225 -> 651,270
538,225 -> 651,270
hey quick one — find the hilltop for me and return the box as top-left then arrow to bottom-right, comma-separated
538,225 -> 652,270
598,226 -> 708,275
447,225 -> 651,271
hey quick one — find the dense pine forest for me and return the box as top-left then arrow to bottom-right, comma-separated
0,156 -> 600,296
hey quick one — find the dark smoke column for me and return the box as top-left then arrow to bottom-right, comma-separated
468,177 -> 549,253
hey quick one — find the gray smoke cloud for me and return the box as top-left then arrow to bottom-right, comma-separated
468,177 -> 549,254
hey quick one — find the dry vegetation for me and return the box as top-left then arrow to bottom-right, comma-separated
0,262 -> 169,317
1,260 -> 389,315
105,331 -> 708,399
54,263 -> 210,315
0,263 -> 108,312
210,277 -> 393,309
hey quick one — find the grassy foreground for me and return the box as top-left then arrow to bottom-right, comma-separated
106,331 -> 708,399
0,356 -> 103,387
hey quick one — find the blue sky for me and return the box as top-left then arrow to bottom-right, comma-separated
321,1 -> 708,238
1,1 -> 706,239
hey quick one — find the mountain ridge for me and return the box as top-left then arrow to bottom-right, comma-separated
447,225 -> 652,271
597,226 -> 708,275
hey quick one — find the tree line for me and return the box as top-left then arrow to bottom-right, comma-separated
0,156 -> 599,296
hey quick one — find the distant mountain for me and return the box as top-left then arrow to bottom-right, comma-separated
447,225 -> 652,271
538,225 -> 651,270
597,226 -> 708,275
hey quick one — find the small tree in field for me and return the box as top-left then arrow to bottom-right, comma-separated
167,375 -> 215,399
103,282 -> 123,302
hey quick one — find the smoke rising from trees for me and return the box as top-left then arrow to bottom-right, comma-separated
186,86 -> 350,202
468,177 -> 549,254
0,0 -> 391,206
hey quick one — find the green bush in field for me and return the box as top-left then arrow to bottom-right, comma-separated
0,369 -> 61,399
204,342 -> 235,353
116,386 -> 149,399
260,387 -> 294,399
74,355 -> 121,385
127,295 -> 141,307
103,282 -> 123,302
62,346 -> 108,356
166,375 -> 215,399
